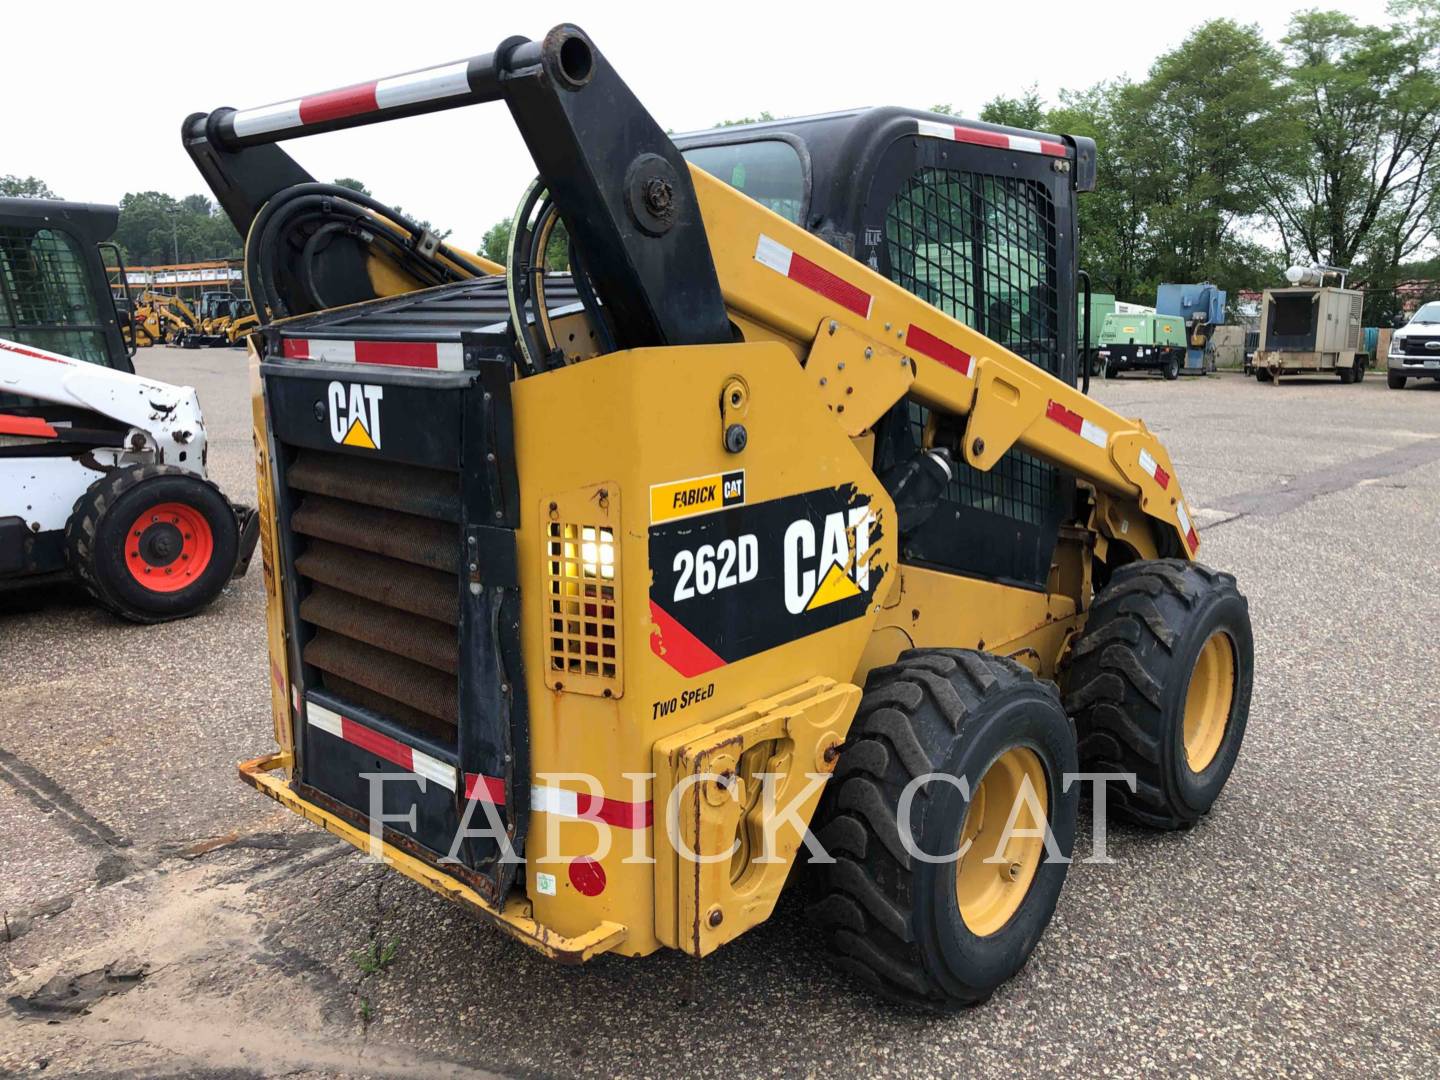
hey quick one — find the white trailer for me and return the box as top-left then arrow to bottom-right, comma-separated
1252,265 -> 1369,383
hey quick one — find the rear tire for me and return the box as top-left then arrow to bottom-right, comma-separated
65,465 -> 239,623
1353,357 -> 1366,382
1388,373 -> 1407,390
809,649 -> 1078,1010
1063,560 -> 1252,830
1255,368 -> 1273,383
1339,363 -> 1355,384
1163,355 -> 1179,380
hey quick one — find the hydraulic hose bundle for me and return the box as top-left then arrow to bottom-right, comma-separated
504,179 -> 615,375
245,182 -> 491,320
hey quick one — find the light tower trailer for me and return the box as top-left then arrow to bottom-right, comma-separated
1252,266 -> 1369,384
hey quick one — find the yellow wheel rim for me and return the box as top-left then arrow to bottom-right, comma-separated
1182,631 -> 1235,772
955,747 -> 1048,937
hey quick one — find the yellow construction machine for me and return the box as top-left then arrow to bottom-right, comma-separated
186,25 -> 1253,1008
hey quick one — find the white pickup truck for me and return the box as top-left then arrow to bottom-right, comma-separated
1387,301 -> 1440,389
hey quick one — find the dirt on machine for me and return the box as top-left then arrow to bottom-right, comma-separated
183,24 -> 1256,1009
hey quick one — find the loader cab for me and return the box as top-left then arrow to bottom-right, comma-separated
678,108 -> 1095,588
0,198 -> 134,373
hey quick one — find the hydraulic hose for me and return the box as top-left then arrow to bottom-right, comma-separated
246,182 -> 489,319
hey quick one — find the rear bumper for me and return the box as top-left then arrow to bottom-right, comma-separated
237,752 -> 628,964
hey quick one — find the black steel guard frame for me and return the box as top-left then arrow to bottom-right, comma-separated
182,25 -> 733,354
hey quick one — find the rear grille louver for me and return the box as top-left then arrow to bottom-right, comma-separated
287,449 -> 461,747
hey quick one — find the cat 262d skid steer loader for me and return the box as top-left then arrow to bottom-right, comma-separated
187,24 -> 1253,1009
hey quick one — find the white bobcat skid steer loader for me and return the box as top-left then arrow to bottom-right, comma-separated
1,336 -> 257,621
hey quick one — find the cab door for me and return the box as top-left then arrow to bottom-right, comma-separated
0,201 -> 133,373
863,132 -> 1079,588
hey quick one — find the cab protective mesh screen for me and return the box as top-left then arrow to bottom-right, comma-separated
885,168 -> 1062,528
885,168 -> 1059,375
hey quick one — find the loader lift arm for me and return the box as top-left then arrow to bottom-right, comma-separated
183,24 -> 1198,558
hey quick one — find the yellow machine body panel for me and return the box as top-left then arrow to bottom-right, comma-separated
507,342 -> 892,953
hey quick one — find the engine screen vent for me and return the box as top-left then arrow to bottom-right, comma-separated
543,485 -> 622,698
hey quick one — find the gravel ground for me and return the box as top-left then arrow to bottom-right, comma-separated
1,350 -> 1437,1078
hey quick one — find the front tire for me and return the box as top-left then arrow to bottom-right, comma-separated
809,650 -> 1078,1010
65,465 -> 239,623
1063,560 -> 1253,830
1255,368 -> 1273,383
1388,373 -> 1407,390
1163,355 -> 1180,380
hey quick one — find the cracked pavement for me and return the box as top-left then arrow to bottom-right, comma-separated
1,352 -> 1438,1077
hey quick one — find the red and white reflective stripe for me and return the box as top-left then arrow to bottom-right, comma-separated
0,337 -> 73,364
306,700 -> 456,791
531,784 -> 653,830
1045,399 -> 1109,449
905,323 -> 974,378
463,772 -> 507,806
1176,502 -> 1200,553
1137,447 -> 1171,489
754,234 -> 874,319
231,60 -> 472,138
916,119 -> 1067,158
280,337 -> 464,371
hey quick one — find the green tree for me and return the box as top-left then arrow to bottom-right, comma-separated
1131,19 -> 1287,285
481,219 -> 512,263
0,175 -> 59,198
333,177 -> 372,195
114,191 -> 241,265
979,85 -> 1047,131
1047,81 -> 1162,303
1261,4 -> 1440,270
713,111 -> 775,128
479,216 -> 569,269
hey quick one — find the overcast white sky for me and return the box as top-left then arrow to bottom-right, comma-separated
3,0 -> 1397,246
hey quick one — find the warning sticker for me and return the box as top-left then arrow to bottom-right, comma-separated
649,470 -> 745,524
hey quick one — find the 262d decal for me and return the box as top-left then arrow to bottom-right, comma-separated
648,485 -> 883,677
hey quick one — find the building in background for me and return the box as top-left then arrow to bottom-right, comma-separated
105,259 -> 244,302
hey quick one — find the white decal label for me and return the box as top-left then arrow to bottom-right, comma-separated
327,381 -> 384,450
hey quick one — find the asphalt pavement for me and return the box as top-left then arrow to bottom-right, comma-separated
1,349 -> 1437,1078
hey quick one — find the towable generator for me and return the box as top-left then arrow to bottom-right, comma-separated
188,25 -> 1254,1009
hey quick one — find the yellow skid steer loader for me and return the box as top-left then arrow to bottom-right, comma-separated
185,24 -> 1253,1008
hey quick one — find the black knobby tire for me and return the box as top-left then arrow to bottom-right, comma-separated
808,650 -> 1078,1010
1163,355 -> 1180,381
1388,372 -> 1407,390
65,465 -> 239,623
1063,560 -> 1253,830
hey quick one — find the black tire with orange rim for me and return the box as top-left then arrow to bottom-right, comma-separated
808,649 -> 1078,1010
1063,559 -> 1253,830
65,465 -> 239,623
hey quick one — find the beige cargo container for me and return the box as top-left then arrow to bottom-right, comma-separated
1252,281 -> 1369,383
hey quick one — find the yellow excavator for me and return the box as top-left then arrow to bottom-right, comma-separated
186,25 -> 1253,1010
